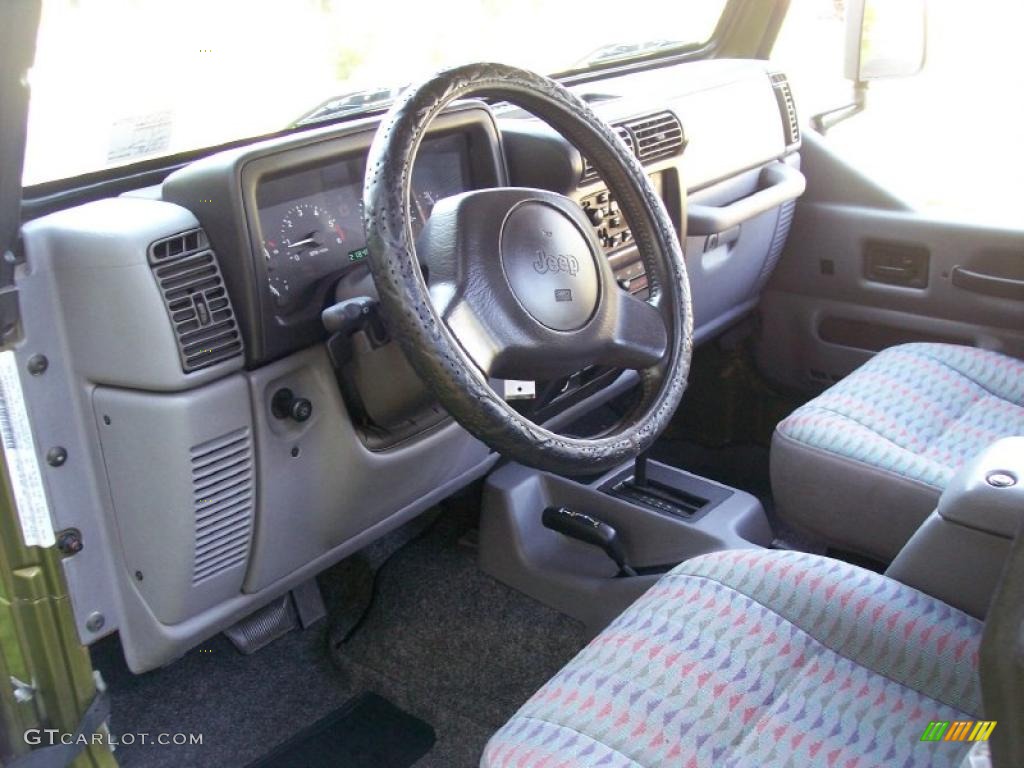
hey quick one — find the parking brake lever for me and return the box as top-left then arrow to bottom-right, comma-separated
541,506 -> 637,577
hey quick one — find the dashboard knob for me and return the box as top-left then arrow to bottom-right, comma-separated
290,397 -> 313,422
272,388 -> 313,423
585,206 -> 604,227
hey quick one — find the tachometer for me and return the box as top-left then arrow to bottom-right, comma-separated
277,202 -> 344,258
262,202 -> 347,310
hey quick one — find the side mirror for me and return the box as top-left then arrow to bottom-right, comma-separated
814,0 -> 927,133
845,0 -> 927,82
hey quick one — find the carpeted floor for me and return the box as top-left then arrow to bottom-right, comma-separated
92,500 -> 587,768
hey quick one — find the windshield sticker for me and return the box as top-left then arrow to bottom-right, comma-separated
107,110 -> 174,163
0,351 -> 56,548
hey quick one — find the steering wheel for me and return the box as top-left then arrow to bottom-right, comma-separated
363,63 -> 692,475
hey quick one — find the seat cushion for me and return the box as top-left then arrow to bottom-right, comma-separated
772,343 -> 1024,561
482,549 -> 983,768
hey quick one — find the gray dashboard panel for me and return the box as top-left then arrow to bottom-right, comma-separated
15,197 -> 246,648
243,345 -> 493,592
503,59 -> 800,345
93,376 -> 254,625
21,197 -> 242,392
502,60 -> 792,197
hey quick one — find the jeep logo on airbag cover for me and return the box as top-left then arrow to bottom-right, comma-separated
500,201 -> 599,332
532,251 -> 579,276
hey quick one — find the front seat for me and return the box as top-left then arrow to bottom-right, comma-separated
482,548 -> 983,768
772,343 -> 1024,561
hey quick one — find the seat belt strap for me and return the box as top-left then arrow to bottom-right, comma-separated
8,689 -> 110,768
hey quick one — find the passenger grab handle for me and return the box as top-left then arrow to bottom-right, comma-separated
687,162 -> 806,236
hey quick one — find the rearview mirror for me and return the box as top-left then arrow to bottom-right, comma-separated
844,0 -> 927,82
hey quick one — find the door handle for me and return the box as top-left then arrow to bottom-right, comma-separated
863,240 -> 929,288
952,266 -> 1024,301
872,264 -> 916,278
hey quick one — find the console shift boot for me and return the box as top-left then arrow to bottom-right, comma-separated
608,476 -> 708,517
600,455 -> 733,522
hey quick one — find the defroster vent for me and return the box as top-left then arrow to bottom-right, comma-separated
191,427 -> 254,585
150,229 -> 243,372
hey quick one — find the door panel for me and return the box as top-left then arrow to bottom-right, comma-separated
756,131 -> 1024,392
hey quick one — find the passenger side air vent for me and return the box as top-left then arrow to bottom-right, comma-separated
149,229 -> 243,373
770,72 -> 801,149
581,124 -> 635,183
580,111 -> 685,183
190,427 -> 254,585
628,111 -> 686,163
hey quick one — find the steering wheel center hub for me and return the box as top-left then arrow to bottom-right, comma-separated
499,201 -> 599,332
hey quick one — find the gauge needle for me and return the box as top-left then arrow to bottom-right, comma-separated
287,233 -> 319,249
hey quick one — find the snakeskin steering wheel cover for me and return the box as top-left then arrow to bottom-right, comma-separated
363,62 -> 692,475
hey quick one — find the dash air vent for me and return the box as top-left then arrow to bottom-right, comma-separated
581,124 -> 635,183
149,229 -> 243,373
190,427 -> 254,585
629,111 -> 685,163
580,111 -> 685,183
770,72 -> 801,148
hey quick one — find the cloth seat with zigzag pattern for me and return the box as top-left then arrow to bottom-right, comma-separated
481,548 -> 983,768
771,343 -> 1024,562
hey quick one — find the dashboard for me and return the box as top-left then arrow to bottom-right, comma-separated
20,59 -> 804,672
255,133 -> 471,314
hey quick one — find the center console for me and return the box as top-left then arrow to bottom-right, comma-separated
479,456 -> 772,633
887,437 -> 1024,619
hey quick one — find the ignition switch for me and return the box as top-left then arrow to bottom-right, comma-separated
271,388 -> 313,423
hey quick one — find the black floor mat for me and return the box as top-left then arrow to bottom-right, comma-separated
248,693 -> 434,768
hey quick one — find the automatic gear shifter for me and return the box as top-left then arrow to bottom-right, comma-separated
541,506 -> 637,577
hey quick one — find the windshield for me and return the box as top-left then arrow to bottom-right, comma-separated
23,0 -> 727,186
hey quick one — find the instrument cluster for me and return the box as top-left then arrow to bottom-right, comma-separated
256,133 -> 470,314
